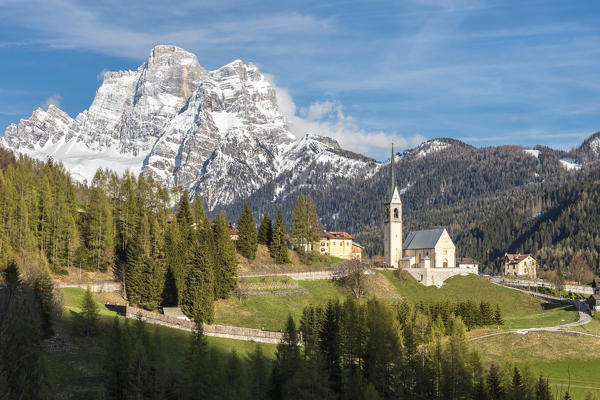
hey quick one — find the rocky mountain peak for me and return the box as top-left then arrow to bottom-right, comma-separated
0,45 -> 381,210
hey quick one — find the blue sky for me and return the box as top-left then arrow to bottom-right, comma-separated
0,0 -> 599,160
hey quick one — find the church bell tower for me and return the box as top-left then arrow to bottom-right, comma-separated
384,144 -> 402,268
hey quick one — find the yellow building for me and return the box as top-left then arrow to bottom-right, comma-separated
319,231 -> 362,261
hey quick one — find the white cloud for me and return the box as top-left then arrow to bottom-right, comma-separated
265,74 -> 425,159
42,93 -> 61,110
301,100 -> 337,121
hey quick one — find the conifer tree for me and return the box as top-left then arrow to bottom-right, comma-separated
33,268 -> 57,338
237,201 -> 258,260
305,194 -> 322,248
181,224 -> 215,323
248,345 -> 270,399
270,207 -> 290,264
176,190 -> 193,229
272,315 -> 302,399
79,286 -> 99,336
493,305 -> 504,326
103,317 -> 130,400
163,221 -> 186,305
257,212 -> 273,247
291,194 -> 308,249
0,261 -> 54,400
185,324 -> 211,398
192,195 -> 207,224
535,374 -> 552,400
213,211 -> 237,299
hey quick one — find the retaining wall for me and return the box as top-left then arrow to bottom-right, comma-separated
490,278 -> 593,294
239,266 -> 343,281
403,267 -> 478,287
56,280 -> 122,293
123,306 -> 290,344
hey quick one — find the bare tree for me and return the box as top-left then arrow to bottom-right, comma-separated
336,259 -> 369,299
566,255 -> 594,286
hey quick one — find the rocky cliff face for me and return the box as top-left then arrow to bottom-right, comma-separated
1,45 -> 378,209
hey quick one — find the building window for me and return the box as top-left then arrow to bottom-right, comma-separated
443,259 -> 448,268
393,208 -> 399,219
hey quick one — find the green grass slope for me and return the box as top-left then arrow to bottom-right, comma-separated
378,271 -> 579,329
472,331 -> 600,399
214,279 -> 349,330
48,288 -> 276,399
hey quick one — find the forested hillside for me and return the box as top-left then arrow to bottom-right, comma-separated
224,138 -> 577,257
0,147 -> 238,321
456,168 -> 600,273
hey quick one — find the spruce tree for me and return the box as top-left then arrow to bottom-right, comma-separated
185,324 -> 211,398
248,345 -> 270,399
270,207 -> 290,264
33,268 -> 57,338
257,212 -> 273,247
176,190 -> 193,227
291,194 -> 308,249
0,261 -> 54,400
535,374 -> 552,400
80,286 -> 99,336
192,195 -> 207,224
237,201 -> 257,260
213,211 -> 237,299
103,317 -> 130,400
181,224 -> 215,323
272,315 -> 302,399
305,194 -> 322,249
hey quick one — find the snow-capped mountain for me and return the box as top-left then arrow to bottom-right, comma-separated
1,45 -> 378,209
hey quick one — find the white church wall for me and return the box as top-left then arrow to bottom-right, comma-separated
403,267 -> 478,286
433,231 -> 456,269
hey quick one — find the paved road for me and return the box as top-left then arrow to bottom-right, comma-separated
471,286 -> 596,341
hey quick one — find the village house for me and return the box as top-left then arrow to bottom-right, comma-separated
456,257 -> 480,270
319,231 -> 362,261
587,278 -> 600,313
502,253 -> 537,279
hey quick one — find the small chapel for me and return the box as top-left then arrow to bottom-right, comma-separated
383,145 -> 478,286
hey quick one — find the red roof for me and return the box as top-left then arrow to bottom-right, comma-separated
321,231 -> 354,240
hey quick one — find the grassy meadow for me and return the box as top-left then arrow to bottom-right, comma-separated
49,271 -> 594,399
472,331 -> 600,399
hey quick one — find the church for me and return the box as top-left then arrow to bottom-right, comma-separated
383,145 -> 478,286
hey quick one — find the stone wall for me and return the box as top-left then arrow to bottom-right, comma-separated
239,265 -> 344,281
490,277 -> 593,295
403,267 -> 478,287
56,280 -> 122,293
124,306 -> 290,344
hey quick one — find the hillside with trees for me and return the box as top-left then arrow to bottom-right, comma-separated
456,168 -> 600,274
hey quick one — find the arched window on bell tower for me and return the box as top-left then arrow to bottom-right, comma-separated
393,208 -> 398,219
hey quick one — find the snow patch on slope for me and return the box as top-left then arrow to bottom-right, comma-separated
559,158 -> 582,171
524,149 -> 540,158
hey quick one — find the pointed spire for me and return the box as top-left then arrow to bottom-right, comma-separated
389,143 -> 396,199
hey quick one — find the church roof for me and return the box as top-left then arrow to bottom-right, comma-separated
403,229 -> 446,250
